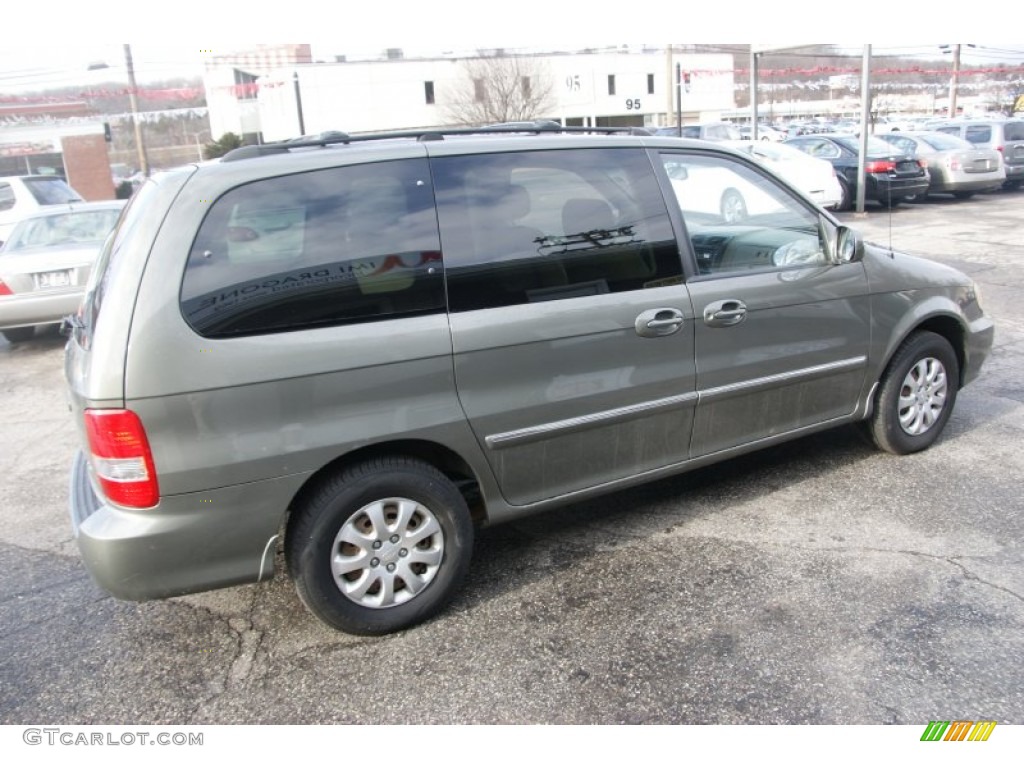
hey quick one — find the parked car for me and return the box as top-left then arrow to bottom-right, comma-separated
0,200 -> 125,343
784,133 -> 930,209
727,140 -> 844,209
877,131 -> 1005,200
65,128 -> 993,636
0,175 -> 84,247
655,121 -> 742,141
931,118 -> 1024,189
738,124 -> 786,142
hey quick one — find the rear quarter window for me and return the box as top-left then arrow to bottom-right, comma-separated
180,158 -> 444,338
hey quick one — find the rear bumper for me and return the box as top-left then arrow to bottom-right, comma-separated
868,174 -> 930,201
1004,162 -> 1024,181
0,291 -> 83,329
69,451 -> 298,601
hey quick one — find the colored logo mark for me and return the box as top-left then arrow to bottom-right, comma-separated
920,720 -> 996,742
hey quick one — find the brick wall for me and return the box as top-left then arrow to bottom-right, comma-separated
61,134 -> 115,201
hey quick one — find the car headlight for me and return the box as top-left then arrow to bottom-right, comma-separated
969,281 -> 983,311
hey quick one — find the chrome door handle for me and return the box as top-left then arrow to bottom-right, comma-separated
703,299 -> 747,327
635,308 -> 685,338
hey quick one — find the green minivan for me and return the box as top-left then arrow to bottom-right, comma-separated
65,126 -> 994,635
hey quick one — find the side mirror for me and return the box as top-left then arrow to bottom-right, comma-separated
666,164 -> 688,181
835,226 -> 863,264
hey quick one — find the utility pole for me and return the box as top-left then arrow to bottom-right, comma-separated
124,44 -> 150,177
856,45 -> 872,215
750,48 -> 759,140
948,44 -> 962,118
293,72 -> 306,136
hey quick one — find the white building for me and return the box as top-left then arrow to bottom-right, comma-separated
204,48 -> 737,141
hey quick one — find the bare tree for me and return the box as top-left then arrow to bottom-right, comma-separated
443,55 -> 555,125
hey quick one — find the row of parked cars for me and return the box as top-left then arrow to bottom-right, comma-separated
800,118 -> 1020,205
655,117 -> 1021,215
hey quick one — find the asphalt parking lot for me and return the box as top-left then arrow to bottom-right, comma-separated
1,190 -> 1022,726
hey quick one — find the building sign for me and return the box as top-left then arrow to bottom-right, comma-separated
0,139 -> 57,157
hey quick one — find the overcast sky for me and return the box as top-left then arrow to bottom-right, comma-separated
1,3 -> 1020,94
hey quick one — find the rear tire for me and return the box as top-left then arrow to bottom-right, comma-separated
287,457 -> 473,635
1,327 -> 34,343
720,188 -> 748,223
865,332 -> 959,455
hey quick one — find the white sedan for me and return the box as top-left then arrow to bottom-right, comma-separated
727,140 -> 845,210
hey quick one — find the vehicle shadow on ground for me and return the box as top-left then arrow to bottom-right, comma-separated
0,326 -> 65,353
455,424 -> 878,615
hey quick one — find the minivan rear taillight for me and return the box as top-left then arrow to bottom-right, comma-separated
84,409 -> 159,508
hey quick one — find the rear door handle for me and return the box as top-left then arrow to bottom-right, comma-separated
703,299 -> 747,327
635,307 -> 685,338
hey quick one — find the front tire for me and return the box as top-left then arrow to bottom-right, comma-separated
865,332 -> 959,455
836,178 -> 853,211
287,457 -> 473,635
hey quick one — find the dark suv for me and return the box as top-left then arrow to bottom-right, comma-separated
65,125 -> 994,635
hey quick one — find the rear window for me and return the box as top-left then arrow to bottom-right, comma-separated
77,180 -> 158,348
964,126 -> 993,144
3,208 -> 122,251
918,133 -> 973,151
22,177 -> 82,205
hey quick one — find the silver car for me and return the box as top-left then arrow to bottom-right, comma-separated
0,200 -> 125,343
64,128 -> 994,635
933,118 -> 1024,190
878,131 -> 1005,199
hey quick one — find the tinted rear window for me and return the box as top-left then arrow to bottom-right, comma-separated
22,177 -> 82,204
77,180 -> 157,347
964,126 -> 992,144
180,158 -> 444,338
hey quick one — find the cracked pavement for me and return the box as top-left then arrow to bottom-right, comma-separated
1,191 -> 1022,725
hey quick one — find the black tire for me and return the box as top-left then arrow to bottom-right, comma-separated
865,331 -> 959,455
952,191 -> 975,200
287,457 -> 473,635
1003,179 -> 1021,191
836,178 -> 853,211
1,327 -> 34,343
720,188 -> 747,223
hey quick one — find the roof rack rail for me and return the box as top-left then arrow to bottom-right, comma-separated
221,122 -> 653,162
